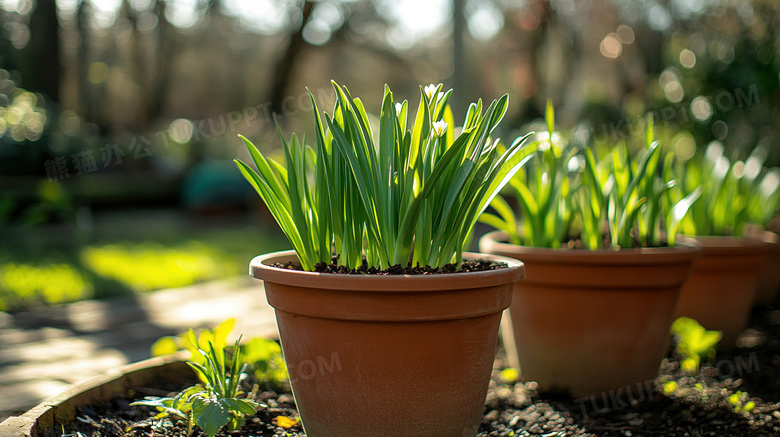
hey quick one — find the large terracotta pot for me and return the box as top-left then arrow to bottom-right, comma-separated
0,356 -> 190,437
251,250 -> 525,437
752,231 -> 780,306
479,231 -> 700,398
675,236 -> 771,348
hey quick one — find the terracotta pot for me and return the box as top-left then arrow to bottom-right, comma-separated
751,231 -> 780,306
675,236 -> 771,348
251,250 -> 525,437
479,231 -> 700,398
0,356 -> 190,437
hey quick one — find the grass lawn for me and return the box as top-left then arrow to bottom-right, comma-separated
0,208 -> 291,311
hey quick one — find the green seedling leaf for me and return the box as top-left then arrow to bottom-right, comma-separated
130,396 -> 191,421
193,396 -> 230,437
680,358 -> 699,374
645,114 -> 654,149
671,317 -> 722,374
223,398 -> 259,416
666,186 -> 702,246
662,380 -> 678,396
212,318 -> 236,351
728,391 -> 754,413
545,99 -> 554,138
150,336 -> 179,357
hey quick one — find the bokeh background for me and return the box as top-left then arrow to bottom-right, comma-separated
1,0 -> 779,310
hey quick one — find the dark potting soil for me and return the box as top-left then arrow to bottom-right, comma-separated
61,305 -> 780,437
273,256 -> 507,275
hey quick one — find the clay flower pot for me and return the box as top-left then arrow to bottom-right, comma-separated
251,250 -> 525,437
752,231 -> 780,306
479,231 -> 700,398
0,356 -> 190,437
675,236 -> 772,348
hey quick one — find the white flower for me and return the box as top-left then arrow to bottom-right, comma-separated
431,120 -> 448,137
395,102 -> 403,116
424,84 -> 441,100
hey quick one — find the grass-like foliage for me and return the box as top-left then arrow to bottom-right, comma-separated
480,100 -> 575,247
577,116 -> 702,249
666,141 -> 780,236
235,81 -> 531,270
481,107 -> 701,250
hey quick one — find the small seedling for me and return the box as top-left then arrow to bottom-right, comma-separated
662,380 -> 678,396
728,391 -> 756,413
151,318 -> 235,366
151,318 -> 288,389
132,338 -> 262,437
671,317 -> 721,375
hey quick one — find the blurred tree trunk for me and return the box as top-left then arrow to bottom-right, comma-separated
118,0 -> 173,130
24,0 -> 61,104
0,8 -> 13,70
121,0 -> 144,131
77,0 -> 92,120
147,0 -> 175,125
452,0 -> 464,121
270,0 -> 314,115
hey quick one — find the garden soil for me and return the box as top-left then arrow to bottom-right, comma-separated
67,304 -> 780,437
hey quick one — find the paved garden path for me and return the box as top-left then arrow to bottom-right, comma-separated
0,276 -> 277,422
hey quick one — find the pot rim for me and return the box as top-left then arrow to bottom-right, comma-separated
479,230 -> 702,265
250,250 -> 525,291
677,235 -> 774,256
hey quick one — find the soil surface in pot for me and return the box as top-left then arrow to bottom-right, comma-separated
274,256 -> 507,275
64,304 -> 780,437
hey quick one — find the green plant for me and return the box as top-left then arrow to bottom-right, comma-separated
576,116 -> 702,249
728,391 -> 756,413
235,81 -> 531,270
662,380 -> 678,396
746,164 -> 780,229
132,338 -> 262,437
668,142 -> 780,236
242,336 -> 288,390
480,111 -> 700,250
671,316 -> 721,375
151,319 -> 289,389
479,100 -> 575,247
151,319 -> 236,366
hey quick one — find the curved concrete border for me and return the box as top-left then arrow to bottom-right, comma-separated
0,355 -> 190,437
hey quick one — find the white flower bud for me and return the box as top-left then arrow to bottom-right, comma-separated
424,84 -> 441,100
431,120 -> 448,137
